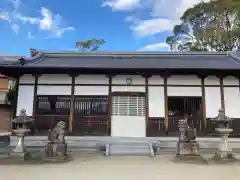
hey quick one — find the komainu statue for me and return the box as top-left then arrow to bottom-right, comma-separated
176,118 -> 199,156
47,121 -> 66,144
44,121 -> 68,159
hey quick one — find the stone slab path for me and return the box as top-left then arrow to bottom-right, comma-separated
0,152 -> 240,180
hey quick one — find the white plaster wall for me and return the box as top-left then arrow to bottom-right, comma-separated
75,86 -> 108,95
224,87 -> 240,118
19,74 -> 35,84
111,116 -> 146,137
223,76 -> 239,86
205,76 -> 220,85
167,87 -> 202,96
167,75 -> 201,85
37,86 -> 71,95
38,74 -> 71,84
148,87 -> 164,117
112,86 -> 145,92
75,75 -> 109,84
148,76 -> 164,85
205,87 -> 221,118
17,85 -> 34,116
112,75 -> 145,85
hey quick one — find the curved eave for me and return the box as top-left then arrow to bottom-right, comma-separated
1,66 -> 240,77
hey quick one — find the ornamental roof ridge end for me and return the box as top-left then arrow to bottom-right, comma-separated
20,51 -> 44,65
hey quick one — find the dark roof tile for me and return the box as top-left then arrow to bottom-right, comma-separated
1,50 -> 240,70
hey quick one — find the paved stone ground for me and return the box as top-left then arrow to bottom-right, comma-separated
0,151 -> 240,180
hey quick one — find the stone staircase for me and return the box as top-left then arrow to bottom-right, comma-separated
104,142 -> 155,157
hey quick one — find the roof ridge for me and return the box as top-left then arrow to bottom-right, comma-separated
34,49 -> 228,56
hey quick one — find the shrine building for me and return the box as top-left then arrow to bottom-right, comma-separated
1,50 -> 240,137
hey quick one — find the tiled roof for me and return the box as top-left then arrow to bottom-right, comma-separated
0,50 -> 240,70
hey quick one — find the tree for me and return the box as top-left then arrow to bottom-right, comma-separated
76,38 -> 105,52
166,0 -> 240,51
166,36 -> 176,51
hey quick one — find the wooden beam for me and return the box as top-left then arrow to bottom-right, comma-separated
32,74 -> 40,120
106,74 -> 113,135
142,74 -> 151,136
219,76 -> 225,110
13,78 -> 19,118
69,73 -> 77,133
164,77 -> 168,132
13,74 -> 21,118
160,72 -> 170,133
200,75 -> 207,129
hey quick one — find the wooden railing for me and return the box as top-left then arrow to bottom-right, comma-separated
147,118 -> 165,137
147,117 -> 215,137
33,114 -> 69,135
33,114 -> 109,136
73,115 -> 109,136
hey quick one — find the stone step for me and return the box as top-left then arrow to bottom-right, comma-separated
9,136 -> 240,149
105,143 -> 155,156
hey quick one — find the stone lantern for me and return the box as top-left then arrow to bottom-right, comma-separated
11,109 -> 34,158
211,108 -> 235,162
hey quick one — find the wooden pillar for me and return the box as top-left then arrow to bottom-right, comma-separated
69,73 -> 77,133
107,74 -> 113,135
32,74 -> 40,119
219,76 -> 225,110
13,75 -> 20,118
31,74 -> 40,135
200,75 -> 207,129
142,74 -> 151,136
161,73 -> 169,133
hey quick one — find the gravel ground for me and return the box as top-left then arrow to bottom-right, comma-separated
0,151 -> 240,180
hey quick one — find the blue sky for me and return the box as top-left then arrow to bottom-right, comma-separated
0,0 -> 204,55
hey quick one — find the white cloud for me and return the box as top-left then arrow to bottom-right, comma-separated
11,24 -> 19,34
140,42 -> 169,51
102,0 -> 140,11
0,11 -> 10,21
103,0 -> 210,37
37,8 -> 74,37
27,32 -> 35,39
0,0 -> 74,37
152,0 -> 210,21
131,18 -> 174,37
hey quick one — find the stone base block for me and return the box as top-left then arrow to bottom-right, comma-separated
211,149 -> 237,163
9,151 -> 31,160
45,143 -> 67,158
176,142 -> 200,156
175,154 -> 207,164
42,154 -> 71,163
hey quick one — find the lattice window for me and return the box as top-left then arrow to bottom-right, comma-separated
112,96 -> 146,116
74,96 -> 108,116
36,95 -> 71,115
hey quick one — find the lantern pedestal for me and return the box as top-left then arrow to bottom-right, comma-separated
10,128 -> 30,160
212,128 -> 236,162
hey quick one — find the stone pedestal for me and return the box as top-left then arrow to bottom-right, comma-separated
11,129 -> 30,160
175,141 -> 206,163
44,142 -> 68,161
176,141 -> 200,156
212,128 -> 236,162
175,119 -> 206,163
